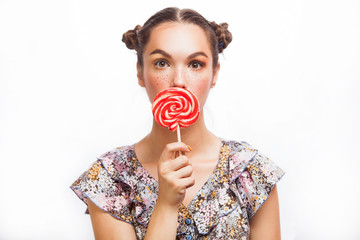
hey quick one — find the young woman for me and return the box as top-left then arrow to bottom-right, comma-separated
71,7 -> 284,240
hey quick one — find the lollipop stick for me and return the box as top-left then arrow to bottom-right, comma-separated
177,125 -> 182,156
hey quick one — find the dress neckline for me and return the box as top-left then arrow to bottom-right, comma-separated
130,139 -> 226,209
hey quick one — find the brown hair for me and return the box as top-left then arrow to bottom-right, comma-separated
122,7 -> 232,69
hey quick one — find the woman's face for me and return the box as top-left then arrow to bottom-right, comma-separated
137,22 -> 220,109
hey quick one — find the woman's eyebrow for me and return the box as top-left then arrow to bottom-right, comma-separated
150,49 -> 171,59
187,52 -> 208,59
149,49 -> 208,60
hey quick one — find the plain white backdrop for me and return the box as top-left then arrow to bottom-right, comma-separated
0,0 -> 359,239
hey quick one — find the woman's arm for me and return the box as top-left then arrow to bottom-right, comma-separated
249,185 -> 281,240
87,198 -> 137,240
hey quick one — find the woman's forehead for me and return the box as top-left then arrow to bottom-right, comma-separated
144,22 -> 212,57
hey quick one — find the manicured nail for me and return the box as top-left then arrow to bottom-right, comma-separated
187,145 -> 192,151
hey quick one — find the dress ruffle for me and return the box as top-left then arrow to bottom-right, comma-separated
228,141 -> 285,219
70,145 -> 158,225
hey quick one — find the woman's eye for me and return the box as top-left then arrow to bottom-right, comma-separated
189,61 -> 203,69
155,60 -> 169,68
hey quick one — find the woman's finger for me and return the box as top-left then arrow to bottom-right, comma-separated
169,155 -> 190,171
174,164 -> 193,179
160,142 -> 191,161
178,176 -> 196,189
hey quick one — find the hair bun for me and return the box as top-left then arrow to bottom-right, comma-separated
122,25 -> 141,51
210,21 -> 232,53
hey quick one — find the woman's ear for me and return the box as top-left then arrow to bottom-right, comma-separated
211,63 -> 220,88
137,63 -> 145,87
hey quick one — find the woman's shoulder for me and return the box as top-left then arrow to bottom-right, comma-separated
221,138 -> 259,166
96,144 -> 137,179
221,138 -> 279,162
97,144 -> 135,162
70,144 -> 139,198
220,138 -> 284,182
97,144 -> 136,167
221,138 -> 257,153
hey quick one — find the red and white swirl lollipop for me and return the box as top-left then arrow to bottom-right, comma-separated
152,87 -> 200,134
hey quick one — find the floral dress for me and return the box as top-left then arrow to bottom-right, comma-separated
70,139 -> 285,240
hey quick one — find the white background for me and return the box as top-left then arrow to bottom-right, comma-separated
0,0 -> 359,239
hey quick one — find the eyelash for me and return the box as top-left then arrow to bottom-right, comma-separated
189,61 -> 204,70
154,59 -> 205,70
154,59 -> 169,68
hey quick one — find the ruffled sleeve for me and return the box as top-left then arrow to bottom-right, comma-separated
229,141 -> 285,220
70,149 -> 135,224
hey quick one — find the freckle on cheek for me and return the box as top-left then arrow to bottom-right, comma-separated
157,75 -> 168,83
187,72 -> 199,83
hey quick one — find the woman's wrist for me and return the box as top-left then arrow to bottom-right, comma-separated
144,200 -> 179,240
155,198 -> 180,213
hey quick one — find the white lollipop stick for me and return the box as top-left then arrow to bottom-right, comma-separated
177,124 -> 182,156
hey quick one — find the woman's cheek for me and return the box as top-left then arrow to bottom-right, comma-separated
146,72 -> 170,102
154,73 -> 169,86
187,73 -> 213,108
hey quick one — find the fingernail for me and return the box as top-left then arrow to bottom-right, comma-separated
187,145 -> 192,151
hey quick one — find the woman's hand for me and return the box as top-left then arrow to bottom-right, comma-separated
156,142 -> 195,208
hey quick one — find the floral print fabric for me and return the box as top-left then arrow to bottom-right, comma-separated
70,139 -> 284,239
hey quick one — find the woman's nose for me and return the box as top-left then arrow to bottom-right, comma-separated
172,68 -> 186,88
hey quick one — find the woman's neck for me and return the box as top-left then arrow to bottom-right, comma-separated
136,112 -> 220,163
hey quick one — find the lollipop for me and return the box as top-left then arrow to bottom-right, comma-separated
152,87 -> 200,142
